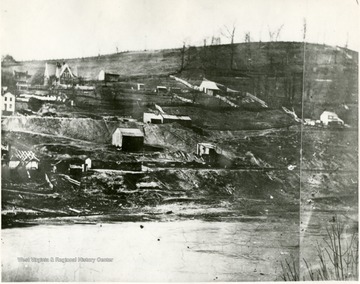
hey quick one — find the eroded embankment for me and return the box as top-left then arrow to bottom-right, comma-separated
2,116 -> 144,144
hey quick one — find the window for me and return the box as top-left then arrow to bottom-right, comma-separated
4,97 -> 7,101
9,97 -> 12,102
9,104 -> 12,109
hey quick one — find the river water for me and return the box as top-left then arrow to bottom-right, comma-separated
2,215 -> 298,282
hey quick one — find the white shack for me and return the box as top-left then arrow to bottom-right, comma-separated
143,112 -> 163,124
137,83 -> 145,90
199,80 -> 220,96
112,128 -> 144,151
197,143 -> 218,156
320,111 -> 344,126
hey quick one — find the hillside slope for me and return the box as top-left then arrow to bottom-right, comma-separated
2,42 -> 358,119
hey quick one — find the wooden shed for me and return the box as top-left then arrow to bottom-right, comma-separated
112,128 -> 144,151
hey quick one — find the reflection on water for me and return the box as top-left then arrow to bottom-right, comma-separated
2,218 -> 298,282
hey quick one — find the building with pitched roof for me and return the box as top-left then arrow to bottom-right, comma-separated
9,149 -> 40,170
199,80 -> 220,96
98,70 -> 120,82
1,92 -> 15,115
112,128 -> 144,151
320,111 -> 344,126
44,62 -> 77,86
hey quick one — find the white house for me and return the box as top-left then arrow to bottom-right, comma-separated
1,92 -> 15,114
320,111 -> 344,126
199,80 -> 220,96
85,158 -> 92,170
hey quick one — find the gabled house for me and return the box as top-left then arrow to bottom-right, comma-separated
13,70 -> 31,83
11,150 -> 40,170
1,92 -> 15,115
320,111 -> 344,126
59,63 -> 77,85
199,80 -> 220,96
44,62 -> 77,86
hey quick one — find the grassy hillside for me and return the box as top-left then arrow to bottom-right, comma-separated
2,41 -> 358,119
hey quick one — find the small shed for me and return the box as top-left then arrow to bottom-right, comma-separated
197,143 -> 218,156
143,112 -> 163,124
112,128 -> 144,151
197,143 -> 219,164
199,80 -> 220,96
98,70 -> 120,82
85,158 -> 92,170
320,111 -> 344,126
25,158 -> 39,170
137,83 -> 145,90
156,86 -> 168,94
9,156 -> 21,169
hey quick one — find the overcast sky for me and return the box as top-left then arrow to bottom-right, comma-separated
1,0 -> 359,61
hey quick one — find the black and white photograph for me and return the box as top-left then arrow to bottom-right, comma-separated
0,0 -> 358,281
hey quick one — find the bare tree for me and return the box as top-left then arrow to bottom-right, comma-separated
211,36 -> 221,45
268,26 -> 276,42
302,19 -> 307,41
221,23 -> 236,70
244,32 -> 251,43
275,24 -> 284,41
180,41 -> 186,72
268,24 -> 284,42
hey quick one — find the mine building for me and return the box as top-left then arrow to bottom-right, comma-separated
143,112 -> 163,124
197,143 -> 219,164
1,92 -> 15,115
112,128 -> 144,151
320,111 -> 344,126
98,70 -> 120,82
199,80 -> 220,96
15,150 -> 40,170
143,112 -> 192,127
